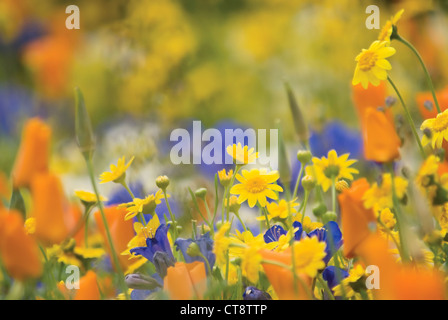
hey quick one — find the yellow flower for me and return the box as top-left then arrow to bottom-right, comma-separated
218,168 -> 233,187
256,199 -> 299,221
241,246 -> 263,284
292,237 -> 326,278
122,215 -> 161,257
293,214 -> 323,233
309,150 -> 358,192
74,190 -> 108,204
230,168 -> 283,207
99,156 -> 135,184
378,208 -> 396,230
24,217 -> 36,235
363,173 -> 408,214
378,9 -> 404,43
74,247 -> 106,259
421,109 -> 448,149
352,40 -> 396,89
119,190 -> 166,221
213,222 -> 231,266
416,155 -> 440,188
333,264 -> 366,299
226,143 -> 259,165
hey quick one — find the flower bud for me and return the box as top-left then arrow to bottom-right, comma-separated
156,175 -> 170,190
125,273 -> 162,290
297,150 -> 312,164
335,180 -> 349,192
186,242 -> 201,257
322,211 -> 337,224
153,251 -> 175,279
312,203 -> 327,217
195,188 -> 207,200
74,87 -> 95,160
301,175 -> 316,191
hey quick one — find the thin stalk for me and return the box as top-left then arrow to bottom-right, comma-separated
163,189 -> 178,239
396,35 -> 441,113
387,76 -> 426,158
292,164 -> 304,200
317,274 -> 335,300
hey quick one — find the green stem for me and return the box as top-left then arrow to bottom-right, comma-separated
387,76 -> 426,159
317,274 -> 335,300
86,158 -> 129,299
397,35 -> 441,113
292,164 -> 304,200
387,162 -> 410,263
226,166 -> 241,222
300,191 -> 310,226
163,189 -> 178,239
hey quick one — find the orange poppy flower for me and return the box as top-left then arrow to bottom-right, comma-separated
0,209 -> 42,280
12,118 -> 51,188
74,271 -> 101,300
259,249 -> 312,300
30,172 -> 70,245
94,206 -> 135,270
338,178 -> 376,258
352,81 -> 392,125
362,108 -> 401,162
416,85 -> 448,120
163,261 -> 207,300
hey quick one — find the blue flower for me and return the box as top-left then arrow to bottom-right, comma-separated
309,121 -> 363,159
263,222 -> 303,244
106,181 -> 144,206
322,266 -> 349,290
175,233 -> 216,273
130,224 -> 173,263
243,287 -> 272,300
307,221 -> 343,265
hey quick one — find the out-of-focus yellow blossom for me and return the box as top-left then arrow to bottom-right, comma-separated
416,155 -> 440,188
363,173 -> 408,214
213,222 -> 231,266
292,237 -> 326,278
333,264 -> 370,299
226,143 -> 259,165
308,150 -> 358,192
230,168 -> 283,208
378,9 -> 405,43
256,199 -> 299,221
352,41 -> 396,89
75,190 -> 108,205
421,109 -> 448,149
119,190 -> 166,221
240,246 -> 263,284
378,208 -> 396,229
24,217 -> 36,235
99,156 -> 135,184
293,214 -> 323,233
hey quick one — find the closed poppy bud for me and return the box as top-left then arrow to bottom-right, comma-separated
163,261 -> 207,300
338,178 -> 376,258
94,206 -> 135,270
362,108 -> 401,163
0,210 -> 42,280
12,118 -> 51,188
74,271 -> 101,300
31,172 -> 69,245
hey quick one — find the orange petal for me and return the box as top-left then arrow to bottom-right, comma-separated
164,262 -> 207,300
74,271 -> 101,300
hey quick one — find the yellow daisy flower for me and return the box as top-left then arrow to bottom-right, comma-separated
309,150 -> 358,192
363,173 -> 408,214
230,168 -> 283,207
352,40 -> 396,89
292,236 -> 326,278
122,215 -> 161,257
293,214 -> 323,233
378,207 -> 396,229
240,246 -> 263,284
119,190 -> 166,221
378,9 -> 404,43
218,168 -> 233,187
256,199 -> 300,221
74,190 -> 108,204
99,156 -> 135,184
333,264 -> 367,299
226,143 -> 259,165
421,109 -> 448,149
213,222 -> 232,266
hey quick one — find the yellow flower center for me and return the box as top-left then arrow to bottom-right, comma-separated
246,177 -> 267,193
358,51 -> 378,72
432,112 -> 448,132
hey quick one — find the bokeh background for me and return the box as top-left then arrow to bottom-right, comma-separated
2,0 -> 448,223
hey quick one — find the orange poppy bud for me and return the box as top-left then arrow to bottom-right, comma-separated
74,270 -> 101,300
338,178 -> 376,258
163,261 -> 207,300
12,118 -> 51,188
362,108 -> 401,162
259,249 -> 312,300
94,206 -> 135,270
0,210 -> 42,280
31,172 -> 69,245
416,85 -> 448,119
352,81 -> 391,124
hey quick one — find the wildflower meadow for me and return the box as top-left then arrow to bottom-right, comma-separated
2,0 -> 448,305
